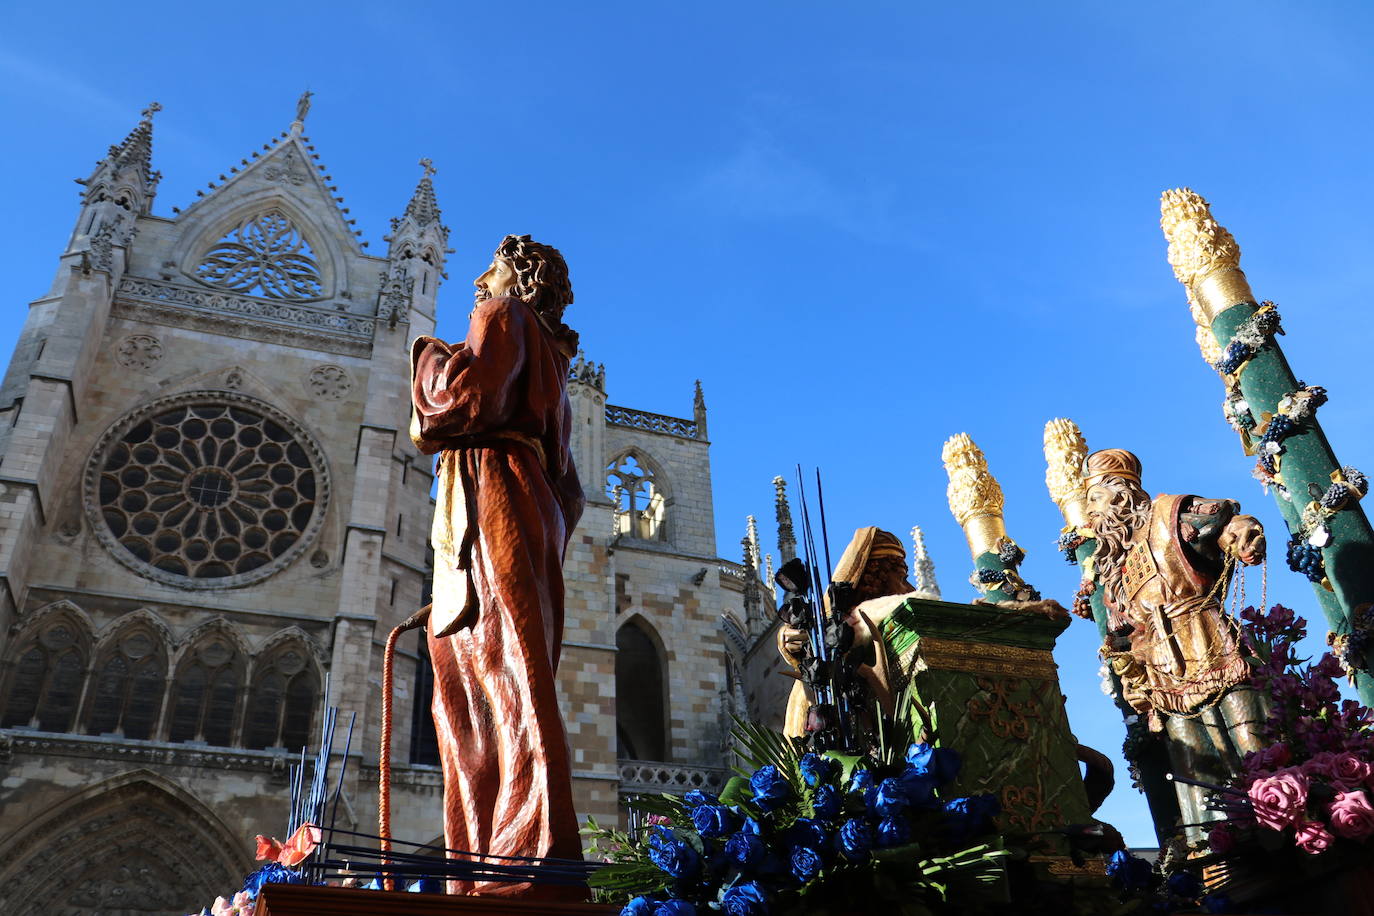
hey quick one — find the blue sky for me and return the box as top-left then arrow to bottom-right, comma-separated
4,1 -> 1373,845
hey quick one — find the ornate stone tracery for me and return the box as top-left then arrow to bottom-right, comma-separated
84,391 -> 331,590
115,334 -> 163,371
606,452 -> 667,541
193,210 -> 323,300
306,364 -> 352,400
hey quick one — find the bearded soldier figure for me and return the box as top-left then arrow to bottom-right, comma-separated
410,235 -> 585,897
1084,448 -> 1268,835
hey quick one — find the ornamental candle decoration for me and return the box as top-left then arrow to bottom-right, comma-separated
942,433 -> 1038,602
1160,188 -> 1374,704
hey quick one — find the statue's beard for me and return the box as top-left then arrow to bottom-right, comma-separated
1090,484 -> 1152,613
473,285 -> 494,307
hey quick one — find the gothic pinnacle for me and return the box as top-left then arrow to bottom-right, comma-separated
773,475 -> 797,563
909,526 -> 940,599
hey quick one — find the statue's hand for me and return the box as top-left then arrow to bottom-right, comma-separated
778,625 -> 808,668
1220,515 -> 1266,565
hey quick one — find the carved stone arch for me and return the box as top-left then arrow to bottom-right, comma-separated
243,626 -> 324,751
82,608 -> 174,740
92,606 -> 175,654
171,186 -> 348,301
166,617 -> 251,747
251,624 -> 326,674
170,616 -> 252,670
616,613 -> 670,762
11,598 -> 97,650
605,447 -> 673,543
719,611 -> 748,657
0,599 -> 97,732
0,768 -> 251,916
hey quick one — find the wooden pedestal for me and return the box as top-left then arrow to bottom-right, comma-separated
254,884 -> 617,916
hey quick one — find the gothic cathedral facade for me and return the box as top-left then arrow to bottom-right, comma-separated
0,105 -> 784,914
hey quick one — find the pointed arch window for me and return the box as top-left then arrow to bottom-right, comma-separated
615,620 -> 668,762
606,453 -> 667,541
167,635 -> 244,746
193,210 -> 323,300
0,619 -> 88,733
243,645 -> 318,751
84,627 -> 167,740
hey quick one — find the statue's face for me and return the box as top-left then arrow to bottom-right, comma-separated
474,257 -> 519,303
1085,483 -> 1112,523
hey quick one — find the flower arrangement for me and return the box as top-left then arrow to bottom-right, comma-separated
584,714 -> 1007,915
1201,605 -> 1374,860
185,824 -> 318,915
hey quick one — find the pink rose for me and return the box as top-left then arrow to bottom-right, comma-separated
1299,751 -> 1338,781
1328,752 -> 1374,791
1249,768 -> 1309,830
1243,743 -> 1292,775
1295,819 -> 1335,855
1328,789 -> 1374,841
1207,824 -> 1236,854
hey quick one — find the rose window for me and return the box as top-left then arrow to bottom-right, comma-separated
86,392 -> 330,589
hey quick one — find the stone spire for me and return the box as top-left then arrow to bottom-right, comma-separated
910,526 -> 940,598
773,475 -> 797,562
746,514 -> 762,573
69,102 -> 162,269
741,534 -> 763,636
78,102 -> 162,215
693,380 -> 708,439
383,158 -> 450,326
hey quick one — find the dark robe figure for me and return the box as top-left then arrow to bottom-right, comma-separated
409,235 -> 584,897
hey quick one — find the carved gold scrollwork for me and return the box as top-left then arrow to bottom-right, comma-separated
966,675 -> 1039,741
1000,783 -> 1063,835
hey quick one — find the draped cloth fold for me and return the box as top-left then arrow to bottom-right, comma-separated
409,295 -> 585,898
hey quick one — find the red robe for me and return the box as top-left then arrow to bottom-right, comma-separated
409,295 -> 584,897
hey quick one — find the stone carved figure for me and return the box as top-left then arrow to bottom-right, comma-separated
1084,448 -> 1268,834
777,527 -> 915,738
409,235 -> 585,897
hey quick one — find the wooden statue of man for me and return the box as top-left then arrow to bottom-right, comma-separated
409,234 -> 585,897
777,527 -> 916,738
1084,448 -> 1267,836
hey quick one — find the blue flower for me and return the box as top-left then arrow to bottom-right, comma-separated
1167,870 -> 1202,900
689,804 -> 740,839
648,835 -> 701,879
787,817 -> 830,852
848,768 -> 874,795
942,794 -> 1000,839
654,900 -> 698,916
876,815 -> 911,848
622,896 -> 656,916
407,877 -> 442,893
905,743 -> 961,785
799,754 -> 837,787
896,765 -> 937,807
720,880 -> 770,916
838,818 -> 873,860
725,831 -> 765,870
1201,892 -> 1233,914
749,765 -> 794,812
1106,850 -> 1153,891
789,845 -> 823,883
241,863 -> 306,897
872,778 -> 909,816
683,790 -> 718,808
812,784 -> 842,819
